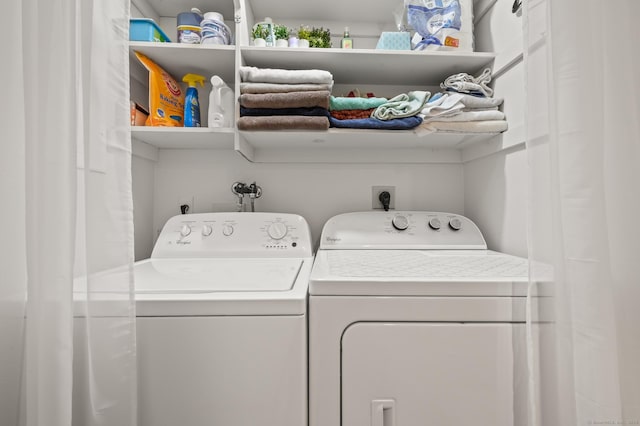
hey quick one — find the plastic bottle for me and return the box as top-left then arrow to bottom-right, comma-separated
208,75 -> 234,128
177,8 -> 203,44
182,74 -> 205,127
341,27 -> 353,49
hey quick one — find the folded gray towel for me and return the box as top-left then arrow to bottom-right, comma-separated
237,116 -> 330,131
239,91 -> 330,109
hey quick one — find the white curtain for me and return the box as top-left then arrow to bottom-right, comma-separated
524,0 -> 640,425
0,0 -> 136,425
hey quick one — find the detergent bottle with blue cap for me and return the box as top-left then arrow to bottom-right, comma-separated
182,74 -> 205,127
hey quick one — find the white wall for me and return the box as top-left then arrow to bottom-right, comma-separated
150,150 -> 464,252
130,0 -> 528,259
463,0 -> 528,257
132,153 -> 156,260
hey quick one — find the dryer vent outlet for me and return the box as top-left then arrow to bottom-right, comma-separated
372,186 -> 395,210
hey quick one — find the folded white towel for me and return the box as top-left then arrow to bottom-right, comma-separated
240,66 -> 334,85
240,82 -> 334,94
421,93 -> 505,118
462,107 -> 499,112
423,110 -> 505,122
421,93 -> 466,117
417,120 -> 508,136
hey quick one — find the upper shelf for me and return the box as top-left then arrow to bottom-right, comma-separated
136,0 -> 236,21
240,47 -> 495,86
129,42 -> 236,84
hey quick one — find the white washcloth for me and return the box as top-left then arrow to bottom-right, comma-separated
240,66 -> 334,85
240,82 -> 334,94
441,68 -> 494,97
417,120 -> 508,136
423,110 -> 505,122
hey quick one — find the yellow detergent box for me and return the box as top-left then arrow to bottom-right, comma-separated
376,32 -> 411,50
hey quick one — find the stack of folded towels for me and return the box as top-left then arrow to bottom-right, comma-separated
329,91 -> 428,130
237,66 -> 333,131
418,68 -> 508,134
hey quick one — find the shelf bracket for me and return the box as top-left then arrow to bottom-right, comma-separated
234,133 -> 255,162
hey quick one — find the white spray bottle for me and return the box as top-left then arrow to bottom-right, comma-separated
208,75 -> 234,128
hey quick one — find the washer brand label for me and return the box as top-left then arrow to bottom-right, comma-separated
325,236 -> 341,244
176,240 -> 191,245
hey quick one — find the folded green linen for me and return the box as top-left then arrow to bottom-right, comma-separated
329,96 -> 388,111
372,91 -> 431,120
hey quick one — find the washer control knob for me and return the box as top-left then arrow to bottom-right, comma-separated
201,224 -> 213,237
392,215 -> 409,231
179,224 -> 192,237
449,217 -> 463,231
267,222 -> 288,240
222,224 -> 234,236
428,217 -> 442,230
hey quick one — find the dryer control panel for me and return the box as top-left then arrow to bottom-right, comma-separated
151,212 -> 312,258
320,211 -> 487,250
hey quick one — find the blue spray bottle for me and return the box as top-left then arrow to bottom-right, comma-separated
182,73 -> 205,127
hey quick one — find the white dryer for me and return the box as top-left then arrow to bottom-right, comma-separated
309,211 -> 530,426
135,212 -> 312,426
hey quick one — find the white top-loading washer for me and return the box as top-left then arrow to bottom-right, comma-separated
133,212 -> 312,316
308,211 -> 530,426
133,212 -> 312,426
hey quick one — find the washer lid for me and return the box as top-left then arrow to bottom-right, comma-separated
309,250 -> 529,296
135,258 -> 303,293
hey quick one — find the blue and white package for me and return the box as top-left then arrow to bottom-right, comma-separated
406,0 -> 473,51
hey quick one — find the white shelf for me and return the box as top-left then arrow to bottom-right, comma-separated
129,42 -> 236,84
236,129 -> 499,163
240,47 -> 495,86
131,127 -> 235,149
141,0 -> 236,21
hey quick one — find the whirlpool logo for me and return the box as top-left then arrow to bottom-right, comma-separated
325,236 -> 341,243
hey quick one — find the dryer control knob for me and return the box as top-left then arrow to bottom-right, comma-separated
267,222 -> 288,240
392,215 -> 409,231
202,224 -> 213,237
449,217 -> 463,231
428,217 -> 442,230
179,224 -> 192,237
222,224 -> 234,236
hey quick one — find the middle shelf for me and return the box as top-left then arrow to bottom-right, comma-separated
129,42 -> 496,87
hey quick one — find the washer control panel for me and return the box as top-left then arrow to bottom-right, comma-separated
320,211 -> 487,250
151,212 -> 312,258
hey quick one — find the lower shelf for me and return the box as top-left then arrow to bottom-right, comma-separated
131,127 -> 235,149
236,129 -> 500,163
130,126 -> 504,163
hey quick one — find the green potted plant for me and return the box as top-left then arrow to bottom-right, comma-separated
308,26 -> 331,48
274,24 -> 290,47
297,25 -> 311,48
251,24 -> 269,47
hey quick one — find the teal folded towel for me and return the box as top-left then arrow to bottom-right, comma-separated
329,96 -> 388,111
372,91 -> 431,120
